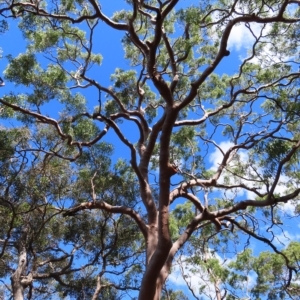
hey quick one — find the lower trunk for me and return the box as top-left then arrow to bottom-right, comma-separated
139,273 -> 165,300
11,247 -> 32,300
139,259 -> 172,300
153,272 -> 166,300
10,279 -> 24,300
92,275 -> 102,300
214,280 -> 222,300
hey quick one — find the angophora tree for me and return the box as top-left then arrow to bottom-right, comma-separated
0,0 -> 300,299
0,129 -> 142,300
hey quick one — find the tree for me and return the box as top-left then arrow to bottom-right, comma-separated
0,127 -> 143,299
172,241 -> 300,299
1,0 -> 300,299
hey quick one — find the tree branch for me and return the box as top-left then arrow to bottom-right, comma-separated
63,201 -> 148,239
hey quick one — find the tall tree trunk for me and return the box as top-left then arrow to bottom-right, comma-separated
92,275 -> 102,300
154,272 -> 167,300
10,247 -> 28,300
11,226 -> 32,300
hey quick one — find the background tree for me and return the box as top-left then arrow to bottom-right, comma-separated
1,0 -> 300,299
171,241 -> 300,299
0,128 -> 143,299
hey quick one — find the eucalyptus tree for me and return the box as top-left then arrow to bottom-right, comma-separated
172,240 -> 300,299
1,0 -> 300,299
0,127 -> 143,300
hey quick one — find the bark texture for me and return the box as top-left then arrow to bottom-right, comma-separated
11,247 -> 32,300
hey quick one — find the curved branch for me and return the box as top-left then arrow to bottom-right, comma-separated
177,8 -> 300,110
63,201 -> 148,239
231,218 -> 295,286
0,2 -> 97,23
88,0 -> 128,30
0,98 -> 109,160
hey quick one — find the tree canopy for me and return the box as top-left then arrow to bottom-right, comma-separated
1,0 -> 300,299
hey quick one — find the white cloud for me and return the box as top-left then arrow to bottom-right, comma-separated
247,174 -> 298,215
208,141 -> 299,213
227,19 -> 290,66
280,202 -> 296,215
209,141 -> 234,170
228,22 -> 263,52
168,252 -> 223,298
168,258 -> 220,299
208,141 -> 249,198
168,253 -> 255,299
274,230 -> 300,248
